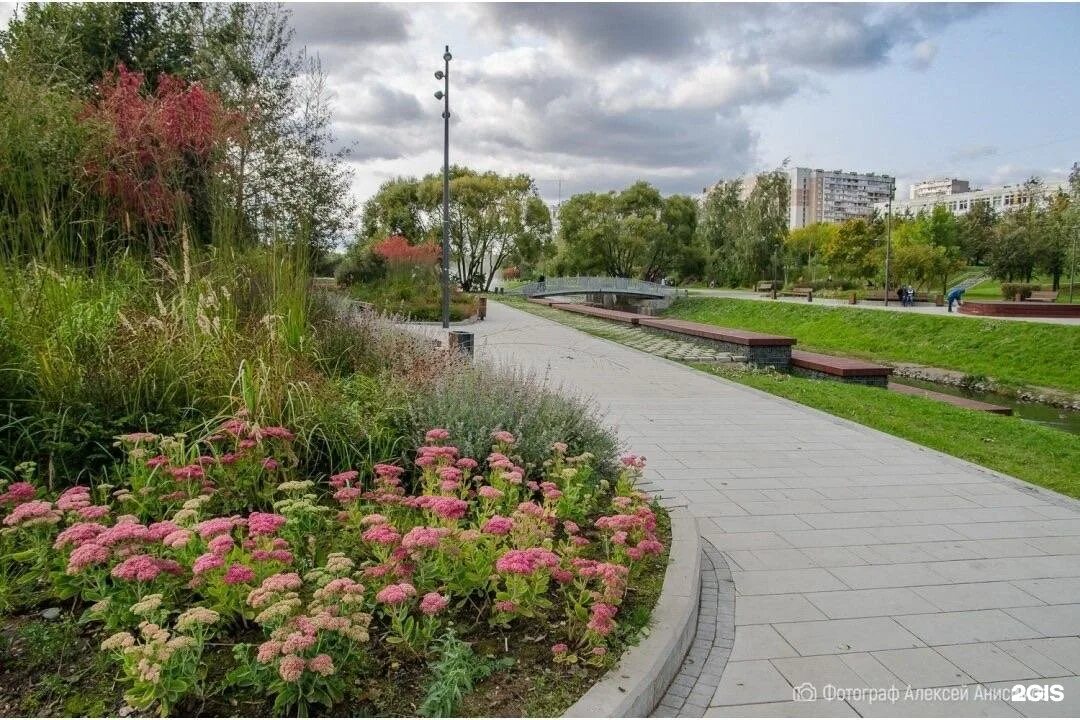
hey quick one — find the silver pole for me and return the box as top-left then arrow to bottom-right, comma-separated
439,46 -> 452,329
884,198 -> 892,307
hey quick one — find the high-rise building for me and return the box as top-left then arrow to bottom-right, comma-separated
788,168 -> 895,230
909,178 -> 971,200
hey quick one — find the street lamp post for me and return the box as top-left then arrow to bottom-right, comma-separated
1070,224 -> 1078,304
884,197 -> 892,307
435,46 -> 452,329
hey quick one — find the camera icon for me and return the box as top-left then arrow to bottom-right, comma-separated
793,682 -> 817,702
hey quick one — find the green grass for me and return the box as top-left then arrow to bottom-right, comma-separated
691,365 -> 1080,499
964,276 -> 1079,302
665,297 -> 1080,393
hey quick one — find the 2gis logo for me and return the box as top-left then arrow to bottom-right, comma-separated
1011,684 -> 1064,703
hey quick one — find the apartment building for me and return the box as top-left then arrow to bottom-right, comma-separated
909,178 -> 971,200
878,179 -> 1068,217
788,167 -> 895,230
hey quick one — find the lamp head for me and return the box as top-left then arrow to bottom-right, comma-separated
435,70 -> 444,80
444,51 -> 452,62
434,90 -> 444,100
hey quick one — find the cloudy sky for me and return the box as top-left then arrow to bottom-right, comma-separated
4,2 -> 1080,204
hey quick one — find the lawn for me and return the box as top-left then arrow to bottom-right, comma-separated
964,275 -> 1078,302
665,297 -> 1080,393
691,365 -> 1080,500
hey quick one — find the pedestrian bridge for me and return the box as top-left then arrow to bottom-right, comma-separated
517,276 -> 676,299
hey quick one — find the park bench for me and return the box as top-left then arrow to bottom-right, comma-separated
789,349 -> 892,387
755,281 -> 776,293
1027,290 -> 1059,302
779,286 -> 814,301
556,303 -> 640,325
864,290 -> 934,303
527,297 -> 555,306
636,317 -> 794,368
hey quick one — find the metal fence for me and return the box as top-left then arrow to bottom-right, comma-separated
517,276 -> 676,298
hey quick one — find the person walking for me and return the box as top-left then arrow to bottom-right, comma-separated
946,286 -> 964,312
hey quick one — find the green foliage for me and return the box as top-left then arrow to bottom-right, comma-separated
667,297 -> 1080,392
410,364 -> 620,474
554,181 -> 699,281
0,2 -> 356,259
420,631 -> 512,717
698,168 -> 789,286
999,282 -> 1042,300
0,246 -> 412,482
358,168 -> 552,291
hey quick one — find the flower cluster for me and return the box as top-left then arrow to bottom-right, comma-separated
0,422 -> 665,714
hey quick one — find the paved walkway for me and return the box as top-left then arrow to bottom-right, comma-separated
685,288 -> 1080,326
419,303 -> 1080,717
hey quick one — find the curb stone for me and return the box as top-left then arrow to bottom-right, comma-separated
564,508 -> 701,718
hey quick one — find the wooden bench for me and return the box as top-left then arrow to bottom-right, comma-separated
755,281 -> 777,293
557,303 -> 641,325
527,297 -> 556,306
779,286 -> 814,301
1027,290 -> 1059,302
790,350 -> 892,387
864,290 -> 933,303
888,382 -> 1012,415
636,317 -> 795,367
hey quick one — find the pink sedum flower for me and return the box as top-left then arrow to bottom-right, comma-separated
419,592 -> 449,615
308,653 -> 335,676
248,512 -> 286,537
362,523 -> 401,546
491,430 -> 515,445
587,603 -> 618,636
224,563 -> 255,585
375,582 -> 417,605
401,526 -> 448,550
425,428 -> 450,442
67,542 -> 110,573
192,552 -> 225,576
481,515 -> 514,536
278,654 -> 306,682
478,485 -> 503,500
0,481 -> 36,505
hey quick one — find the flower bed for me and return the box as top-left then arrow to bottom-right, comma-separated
0,420 -> 668,716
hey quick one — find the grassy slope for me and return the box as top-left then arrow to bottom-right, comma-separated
665,297 -> 1080,392
693,365 -> 1080,499
496,297 -> 1078,499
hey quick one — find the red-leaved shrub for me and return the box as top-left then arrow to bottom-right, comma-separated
80,64 -> 243,230
372,235 -> 439,266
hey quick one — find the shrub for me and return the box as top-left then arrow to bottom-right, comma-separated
410,364 -> 620,474
1000,283 -> 1041,300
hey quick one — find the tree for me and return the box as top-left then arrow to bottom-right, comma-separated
924,204 -> 963,295
357,168 -> 551,292
445,171 -> 552,291
786,223 -> 838,281
825,218 -> 879,282
958,200 -> 996,265
1035,190 -> 1072,290
555,182 -> 697,281
697,179 -> 744,285
696,168 -> 789,287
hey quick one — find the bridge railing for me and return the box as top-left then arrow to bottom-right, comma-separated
517,276 -> 676,298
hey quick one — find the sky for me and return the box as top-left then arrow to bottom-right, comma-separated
3,1 -> 1079,205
